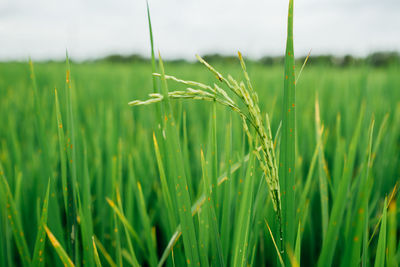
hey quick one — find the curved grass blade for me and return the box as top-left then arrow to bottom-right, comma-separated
44,226 -> 74,267
211,102 -> 219,216
158,53 -> 200,266
157,154 -> 249,266
94,236 -> 117,267
136,182 -> 158,267
315,97 -> 329,240
0,164 -> 31,267
287,245 -> 299,267
113,213 -> 122,267
295,49 -> 311,85
54,89 -> 68,217
387,199 -> 397,267
197,197 -> 210,267
153,133 -> 176,232
369,184 -> 398,245
64,53 -> 78,260
78,137 -> 95,266
32,180 -> 51,267
345,119 -> 374,267
296,139 -> 320,225
220,117 -> 233,263
295,222 -> 301,265
317,103 -> 365,267
147,1 -> 158,95
200,150 -> 224,266
374,197 -> 387,267
115,186 -> 140,267
106,198 -> 144,252
92,236 -> 103,267
231,153 -> 255,267
264,219 -> 284,267
332,114 -> 344,194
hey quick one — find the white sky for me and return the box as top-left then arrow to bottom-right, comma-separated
1,0 -> 399,61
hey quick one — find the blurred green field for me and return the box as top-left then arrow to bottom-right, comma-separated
0,59 -> 399,266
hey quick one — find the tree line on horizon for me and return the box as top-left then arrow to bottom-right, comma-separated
95,51 -> 400,67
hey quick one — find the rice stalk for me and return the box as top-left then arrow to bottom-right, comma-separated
128,53 -> 282,228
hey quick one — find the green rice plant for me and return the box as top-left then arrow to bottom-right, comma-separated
129,54 -> 283,254
129,50 -> 289,266
317,103 -> 365,267
158,54 -> 201,266
129,53 -> 282,218
157,154 -> 250,266
334,117 -> 374,267
0,0 -> 399,266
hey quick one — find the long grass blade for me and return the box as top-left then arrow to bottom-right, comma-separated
136,182 -> 158,267
294,222 -> 301,265
279,0 -> 296,261
92,236 -> 103,267
54,89 -> 68,214
0,164 -> 31,267
200,150 -> 224,266
64,53 -> 78,260
106,198 -> 144,252
231,153 -> 255,267
94,236 -> 117,267
32,180 -> 51,267
158,53 -> 200,266
374,197 -> 387,267
317,103 -> 365,267
44,226 -> 74,267
265,219 -> 285,267
157,154 -> 249,266
315,96 -> 329,240
387,199 -> 397,267
346,119 -> 374,267
153,133 -> 176,232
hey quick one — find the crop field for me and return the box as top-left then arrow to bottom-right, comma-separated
1,2 -> 400,267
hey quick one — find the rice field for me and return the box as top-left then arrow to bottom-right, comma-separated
0,1 -> 399,266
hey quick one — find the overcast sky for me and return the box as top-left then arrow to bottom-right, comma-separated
1,0 -> 399,61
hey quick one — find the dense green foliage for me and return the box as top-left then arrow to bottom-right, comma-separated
0,52 -> 399,266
